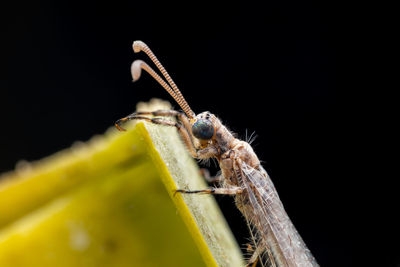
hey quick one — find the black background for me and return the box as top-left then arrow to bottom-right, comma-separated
0,1 -> 393,266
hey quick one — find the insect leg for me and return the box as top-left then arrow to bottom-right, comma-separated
200,168 -> 222,183
128,109 -> 182,117
115,110 -> 218,160
114,109 -> 203,157
245,256 -> 259,267
115,115 -> 180,130
115,114 -> 199,154
175,187 -> 243,195
246,244 -> 270,267
115,110 -> 183,131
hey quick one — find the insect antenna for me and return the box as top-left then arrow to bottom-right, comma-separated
130,60 -> 180,107
132,40 -> 195,119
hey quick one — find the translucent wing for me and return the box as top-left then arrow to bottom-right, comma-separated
239,162 -> 318,267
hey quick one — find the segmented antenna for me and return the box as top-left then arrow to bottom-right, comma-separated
131,40 -> 195,119
131,60 -> 180,106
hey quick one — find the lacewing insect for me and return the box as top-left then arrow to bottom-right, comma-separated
115,41 -> 319,267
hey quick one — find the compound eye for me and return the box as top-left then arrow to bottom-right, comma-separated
192,119 -> 214,140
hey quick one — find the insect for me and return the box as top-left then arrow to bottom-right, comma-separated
115,41 -> 319,267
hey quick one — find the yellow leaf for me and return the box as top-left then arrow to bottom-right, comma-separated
0,99 -> 244,267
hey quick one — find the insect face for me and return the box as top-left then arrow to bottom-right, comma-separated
192,118 -> 214,140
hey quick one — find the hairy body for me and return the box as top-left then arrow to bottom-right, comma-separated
115,41 -> 318,267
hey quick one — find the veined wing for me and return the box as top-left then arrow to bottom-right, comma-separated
240,162 -> 318,267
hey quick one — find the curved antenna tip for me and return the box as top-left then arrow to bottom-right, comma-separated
130,41 -> 196,118
133,40 -> 146,53
131,60 -> 144,82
